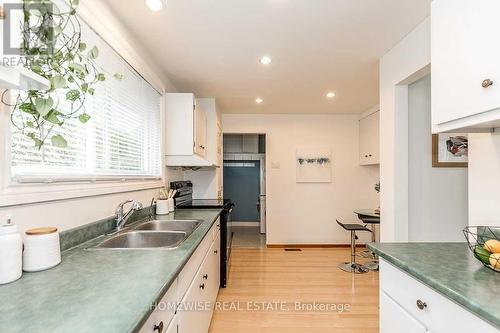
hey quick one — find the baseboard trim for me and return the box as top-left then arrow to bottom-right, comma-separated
266,244 -> 368,249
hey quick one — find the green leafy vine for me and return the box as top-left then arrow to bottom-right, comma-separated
1,0 -> 120,148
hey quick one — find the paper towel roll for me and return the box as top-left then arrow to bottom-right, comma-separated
0,220 -> 23,284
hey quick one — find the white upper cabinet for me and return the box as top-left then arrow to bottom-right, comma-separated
165,93 -> 209,166
196,98 -> 222,166
194,102 -> 207,157
165,94 -> 223,167
359,110 -> 380,165
432,0 -> 500,132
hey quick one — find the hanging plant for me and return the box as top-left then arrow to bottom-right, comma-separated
1,0 -> 120,148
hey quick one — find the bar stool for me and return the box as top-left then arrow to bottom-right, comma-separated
357,216 -> 380,271
336,220 -> 372,274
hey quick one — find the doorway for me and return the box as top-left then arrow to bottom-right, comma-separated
224,160 -> 261,222
223,134 -> 266,248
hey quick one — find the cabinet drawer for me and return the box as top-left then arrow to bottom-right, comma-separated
206,230 -> 221,308
380,259 -> 497,333
212,218 -> 220,239
165,316 -> 177,333
380,291 -> 426,333
178,240 -> 216,333
180,230 -> 220,333
199,238 -> 219,333
177,222 -> 217,301
139,281 -> 178,333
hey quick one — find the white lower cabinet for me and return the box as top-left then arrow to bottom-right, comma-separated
178,229 -> 220,333
379,259 -> 498,333
380,292 -> 426,333
140,223 -> 220,333
139,280 -> 178,333
177,274 -> 205,333
207,231 -> 221,304
165,316 -> 177,333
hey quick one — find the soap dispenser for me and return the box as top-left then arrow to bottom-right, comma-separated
0,216 -> 23,284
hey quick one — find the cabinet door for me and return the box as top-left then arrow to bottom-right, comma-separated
359,111 -> 379,165
207,231 -> 221,303
196,234 -> 221,333
432,0 -> 500,126
178,273 -> 205,333
216,124 -> 223,165
194,103 -> 207,157
165,316 -> 177,333
178,242 -> 216,333
380,292 -> 427,333
139,282 -> 177,333
165,93 -> 196,156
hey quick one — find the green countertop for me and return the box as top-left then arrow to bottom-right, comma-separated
353,209 -> 380,218
368,242 -> 500,328
0,209 -> 222,333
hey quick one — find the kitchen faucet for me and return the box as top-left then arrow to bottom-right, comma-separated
115,200 -> 143,232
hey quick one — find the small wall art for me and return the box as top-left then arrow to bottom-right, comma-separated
296,146 -> 332,183
432,133 -> 468,168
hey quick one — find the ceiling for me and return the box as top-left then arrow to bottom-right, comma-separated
102,0 -> 430,114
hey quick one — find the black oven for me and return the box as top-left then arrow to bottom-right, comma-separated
170,181 -> 233,288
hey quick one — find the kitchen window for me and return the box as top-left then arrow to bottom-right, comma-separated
8,20 -> 162,184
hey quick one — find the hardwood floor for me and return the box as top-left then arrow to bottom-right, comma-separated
209,248 -> 379,333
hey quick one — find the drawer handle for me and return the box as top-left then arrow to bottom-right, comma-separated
203,274 -> 208,280
199,283 -> 205,290
416,299 -> 427,310
482,79 -> 494,88
153,321 -> 164,333
214,250 -> 218,254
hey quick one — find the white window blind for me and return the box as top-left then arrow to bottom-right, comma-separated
10,18 -> 162,183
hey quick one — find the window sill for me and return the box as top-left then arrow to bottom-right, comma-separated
0,179 -> 165,207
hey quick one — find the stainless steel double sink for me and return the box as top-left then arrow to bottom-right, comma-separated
89,220 -> 202,250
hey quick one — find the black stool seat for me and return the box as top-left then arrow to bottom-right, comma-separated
336,221 -> 372,232
358,217 -> 380,224
335,219 -> 372,274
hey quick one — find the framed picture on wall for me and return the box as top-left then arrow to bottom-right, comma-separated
296,146 -> 332,183
432,133 -> 468,168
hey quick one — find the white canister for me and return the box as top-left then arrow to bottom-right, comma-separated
168,198 -> 175,212
156,200 -> 170,215
0,218 -> 22,284
23,227 -> 61,272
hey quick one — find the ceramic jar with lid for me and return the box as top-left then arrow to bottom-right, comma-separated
23,227 -> 61,272
0,218 -> 23,284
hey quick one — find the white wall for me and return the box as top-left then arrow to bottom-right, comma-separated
379,17 -> 431,242
468,132 -> 500,226
183,169 -> 217,199
0,1 -> 179,233
222,114 -> 379,245
408,75 -> 468,241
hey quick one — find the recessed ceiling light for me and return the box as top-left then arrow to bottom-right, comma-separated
259,56 -> 272,65
326,92 -> 336,99
145,0 -> 164,11
255,98 -> 264,104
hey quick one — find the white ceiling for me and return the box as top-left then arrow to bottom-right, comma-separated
102,0 -> 430,114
